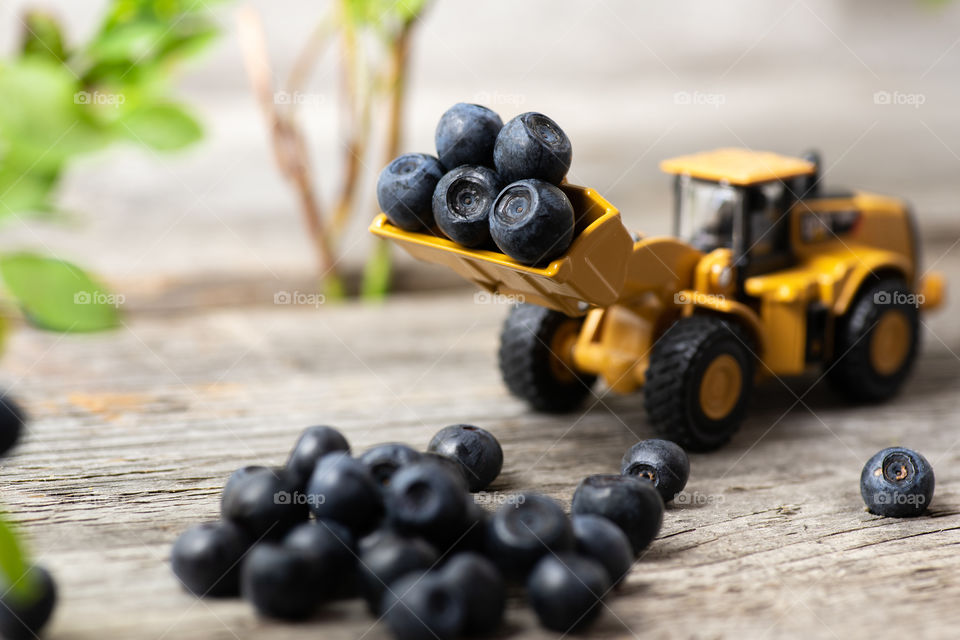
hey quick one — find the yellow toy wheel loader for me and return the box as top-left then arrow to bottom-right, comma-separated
370,148 -> 945,451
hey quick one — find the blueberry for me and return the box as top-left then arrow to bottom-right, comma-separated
383,571 -> 466,640
571,475 -> 663,555
428,424 -> 503,493
435,103 -> 503,169
421,452 -> 471,487
221,467 -> 307,540
620,439 -> 690,503
284,520 -> 357,599
241,543 -> 318,620
860,447 -> 934,517
439,553 -> 505,636
377,153 -> 446,232
493,112 -> 571,185
221,465 -> 269,508
358,533 -> 438,613
448,498 -> 489,556
387,461 -> 471,549
307,452 -> 384,535
285,425 -> 351,489
171,521 -> 250,597
571,514 -> 633,586
527,553 -> 610,632
485,493 -> 573,577
0,565 -> 56,640
0,396 -> 24,457
432,166 -> 503,248
490,179 -> 575,266
358,443 -> 422,486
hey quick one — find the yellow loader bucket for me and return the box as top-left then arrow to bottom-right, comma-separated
369,184 -> 633,317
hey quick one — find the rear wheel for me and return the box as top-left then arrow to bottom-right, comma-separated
498,304 -> 596,412
826,279 -> 919,402
644,316 -> 754,451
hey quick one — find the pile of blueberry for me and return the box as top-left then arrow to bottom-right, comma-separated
377,103 -> 577,267
171,426 -> 677,637
0,399 -> 57,640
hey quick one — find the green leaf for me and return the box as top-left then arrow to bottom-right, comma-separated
116,102 -> 202,150
0,59 -> 107,175
87,21 -> 170,64
21,11 -> 68,63
395,0 -> 429,22
0,169 -> 57,216
0,511 -> 34,600
0,253 -> 120,332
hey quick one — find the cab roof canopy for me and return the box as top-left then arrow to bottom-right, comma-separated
660,148 -> 815,186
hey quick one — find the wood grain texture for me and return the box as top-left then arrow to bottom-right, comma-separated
2,240 -> 959,639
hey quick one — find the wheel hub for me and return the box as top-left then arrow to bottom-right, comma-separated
870,309 -> 910,376
698,354 -> 742,421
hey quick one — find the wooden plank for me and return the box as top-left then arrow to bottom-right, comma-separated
1,244 -> 959,638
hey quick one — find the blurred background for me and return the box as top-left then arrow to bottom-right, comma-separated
0,0 -> 958,321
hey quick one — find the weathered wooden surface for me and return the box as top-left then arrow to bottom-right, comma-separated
0,235 -> 958,640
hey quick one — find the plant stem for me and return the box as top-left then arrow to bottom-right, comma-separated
362,18 -> 416,299
237,6 -> 343,293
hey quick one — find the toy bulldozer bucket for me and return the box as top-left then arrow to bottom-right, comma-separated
369,184 -> 634,317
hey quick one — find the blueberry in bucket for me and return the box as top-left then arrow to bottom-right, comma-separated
432,166 -> 503,248
490,179 -> 575,266
493,112 -> 571,185
435,103 -> 503,169
377,153 -> 445,231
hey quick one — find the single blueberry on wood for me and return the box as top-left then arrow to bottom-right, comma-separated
358,442 -> 422,486
571,474 -> 663,555
860,447 -> 934,517
484,493 -> 573,578
435,103 -> 503,169
490,179 -> 575,266
432,166 -> 503,248
220,467 -> 308,540
241,543 -> 318,620
377,153 -> 445,232
383,571 -> 467,640
527,553 -> 610,632
285,425 -> 351,489
427,424 -> 503,492
0,565 -> 56,640
306,452 -> 384,535
171,521 -> 250,597
493,112 -> 571,185
620,439 -> 690,503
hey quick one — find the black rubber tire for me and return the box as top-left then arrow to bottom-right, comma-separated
644,316 -> 754,452
498,304 -> 596,413
826,278 -> 919,403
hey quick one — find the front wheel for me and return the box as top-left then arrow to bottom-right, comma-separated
644,316 -> 754,451
498,304 -> 596,412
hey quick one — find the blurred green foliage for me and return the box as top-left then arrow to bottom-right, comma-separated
0,0 -> 223,331
0,511 -> 34,600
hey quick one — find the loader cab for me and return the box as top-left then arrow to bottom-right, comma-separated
662,148 -> 817,285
